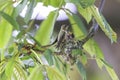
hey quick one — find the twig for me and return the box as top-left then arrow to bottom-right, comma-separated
99,0 -> 106,12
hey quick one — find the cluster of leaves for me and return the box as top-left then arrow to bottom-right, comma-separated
0,0 -> 119,80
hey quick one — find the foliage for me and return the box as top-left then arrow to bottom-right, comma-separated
0,0 -> 119,80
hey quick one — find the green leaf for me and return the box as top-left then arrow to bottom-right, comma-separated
24,0 -> 36,23
46,66 -> 66,80
78,6 -> 92,23
96,58 -> 104,69
0,72 -> 8,80
83,39 -> 104,69
76,60 -> 86,80
53,56 -> 61,71
43,0 -> 50,6
27,66 -> 44,80
106,66 -> 119,80
67,13 -> 87,38
12,0 -> 28,18
35,10 -> 59,46
70,0 -> 95,8
44,49 -> 54,66
80,53 -> 87,65
0,60 -> 7,74
5,58 -> 15,79
43,0 -> 64,7
0,19 -> 13,48
30,49 -> 43,64
72,49 -> 83,55
14,62 -> 27,80
79,0 -> 95,8
89,6 -> 117,43
0,11 -> 19,30
53,56 -> 68,75
51,0 -> 64,7
83,39 -> 104,59
72,49 -> 87,65
101,59 -> 119,80
0,0 -> 12,10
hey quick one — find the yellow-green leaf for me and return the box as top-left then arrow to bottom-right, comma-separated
78,5 -> 92,23
14,62 -> 27,80
106,66 -> 119,80
35,10 -> 58,46
96,58 -> 104,69
43,0 -> 64,7
27,66 -> 44,80
46,66 -> 66,80
80,53 -> 87,65
0,60 -> 6,74
67,13 -> 87,39
89,6 -> 117,43
0,19 -> 13,48
79,0 -> 95,8
84,39 -> 104,58
0,0 -> 12,10
101,59 -> 119,80
5,58 -> 15,79
70,0 -> 95,8
83,39 -> 105,68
